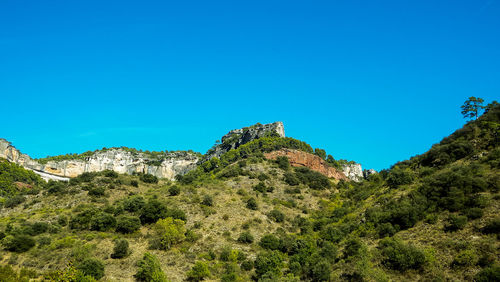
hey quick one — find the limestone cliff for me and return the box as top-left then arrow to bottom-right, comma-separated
0,139 -> 199,181
204,122 -> 285,160
264,149 -> 348,181
342,163 -> 364,182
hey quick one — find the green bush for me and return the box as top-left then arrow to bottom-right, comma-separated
379,238 -> 426,271
283,172 -> 300,186
130,180 -> 139,187
452,249 -> 478,267
115,215 -> 142,234
139,173 -> 159,184
386,167 -> 414,188
464,207 -> 484,219
259,234 -> 280,250
4,195 -> 26,208
140,199 -> 168,224
45,180 -> 67,194
111,239 -> 130,259
123,195 -> 146,212
76,258 -> 105,280
377,223 -> 397,238
445,215 -> 467,232
481,217 -> 500,234
2,234 -> 36,252
90,212 -> 116,231
153,217 -> 186,250
103,170 -> 118,178
294,167 -> 331,190
186,261 -> 210,281
241,260 -> 254,271
246,198 -> 258,210
268,210 -> 285,223
169,185 -> 180,196
254,251 -> 284,279
276,156 -> 290,170
475,266 -> 500,282
135,253 -> 168,282
237,232 -> 254,244
87,186 -> 105,197
344,238 -> 364,258
201,195 -> 214,207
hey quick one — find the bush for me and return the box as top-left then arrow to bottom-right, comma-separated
2,234 -> 36,252
140,199 -> 168,224
123,195 -> 146,212
32,222 -> 50,234
237,232 -> 254,244
116,215 -> 141,234
276,156 -> 290,170
241,260 -> 254,271
254,251 -> 284,279
475,266 -> 500,282
76,258 -> 105,280
380,238 -> 426,271
386,167 -> 414,188
259,234 -> 280,250
169,185 -> 180,196
90,212 -> 116,231
130,180 -> 139,187
153,217 -> 186,250
103,170 -> 118,178
139,173 -> 159,184
268,210 -> 285,223
111,239 -> 130,259
135,253 -> 168,282
481,217 -> 500,234
45,180 -> 67,194
452,250 -> 478,267
445,215 -> 467,232
283,172 -> 300,186
186,261 -> 210,281
377,223 -> 397,238
344,238 -> 364,258
246,198 -> 258,210
4,195 -> 26,208
201,195 -> 214,207
464,207 -> 484,219
88,186 -> 105,197
294,167 -> 331,190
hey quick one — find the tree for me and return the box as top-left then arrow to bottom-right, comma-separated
135,253 -> 168,282
153,217 -> 186,250
461,97 -> 485,120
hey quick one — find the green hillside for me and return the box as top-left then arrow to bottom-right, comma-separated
0,102 -> 498,281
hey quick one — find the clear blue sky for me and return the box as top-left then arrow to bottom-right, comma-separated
1,0 -> 499,171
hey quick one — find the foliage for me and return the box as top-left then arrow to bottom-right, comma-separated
116,215 -> 142,234
294,167 -> 331,190
237,231 -> 254,244
268,209 -> 285,222
254,250 -> 284,279
135,253 -> 168,282
2,234 -> 36,252
139,173 -> 159,184
246,197 -> 258,210
76,258 -> 105,280
276,156 -> 291,170
168,185 -> 180,196
186,261 -> 210,281
111,239 -> 130,259
140,199 -> 169,224
481,217 -> 500,234
379,238 -> 426,271
0,158 -> 42,197
461,96 -> 485,120
475,265 -> 500,282
444,215 -> 467,232
153,217 -> 186,250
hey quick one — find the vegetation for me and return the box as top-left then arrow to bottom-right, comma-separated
0,100 -> 497,281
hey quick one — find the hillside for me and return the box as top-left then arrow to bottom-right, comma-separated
0,103 -> 498,281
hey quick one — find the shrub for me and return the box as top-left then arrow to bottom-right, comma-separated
379,238 -> 426,271
237,232 -> 254,244
140,199 -> 168,224
246,198 -> 258,210
444,215 -> 467,232
88,186 -> 105,197
186,261 -> 210,281
386,167 -> 414,188
169,185 -> 180,196
201,195 -> 214,207
4,195 -> 26,208
464,207 -> 484,219
481,217 -> 500,234
76,258 -> 105,280
276,156 -> 290,170
130,180 -> 139,187
139,173 -> 159,184
253,182 -> 267,193
344,238 -> 364,258
45,180 -> 67,194
452,250 -> 478,267
153,217 -> 186,250
78,172 -> 97,182
135,253 -> 168,282
311,259 -> 331,282
268,210 -> 285,223
377,223 -> 397,238
116,215 -> 141,234
294,167 -> 331,190
69,208 -> 98,230
2,234 -> 36,252
90,212 -> 116,231
475,266 -> 500,282
259,234 -> 280,250
283,172 -> 300,186
254,251 -> 284,279
123,195 -> 146,212
111,239 -> 130,259
103,170 -> 118,178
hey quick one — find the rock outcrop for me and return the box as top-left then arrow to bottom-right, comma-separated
363,169 -> 377,179
264,149 -> 348,181
205,122 -> 285,160
342,163 -> 364,182
0,139 -> 199,181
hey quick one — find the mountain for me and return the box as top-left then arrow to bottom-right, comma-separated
0,122 -> 364,182
0,103 -> 498,281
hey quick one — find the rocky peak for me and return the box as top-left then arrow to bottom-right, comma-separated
205,122 -> 285,160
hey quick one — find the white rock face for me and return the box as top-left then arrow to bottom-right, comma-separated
0,138 -> 199,181
342,163 -> 364,182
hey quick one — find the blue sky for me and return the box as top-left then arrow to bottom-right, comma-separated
1,0 -> 499,170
